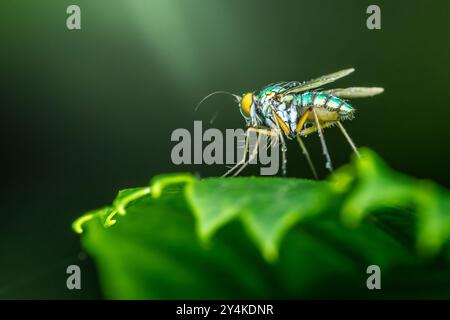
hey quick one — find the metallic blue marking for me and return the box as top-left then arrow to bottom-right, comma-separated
326,96 -> 342,109
340,102 -> 353,112
258,85 -> 284,98
301,92 -> 313,107
313,93 -> 328,107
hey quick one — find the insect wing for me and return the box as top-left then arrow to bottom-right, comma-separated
283,68 -> 355,95
323,87 -> 384,98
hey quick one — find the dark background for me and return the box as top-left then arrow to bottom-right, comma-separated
1,0 -> 449,298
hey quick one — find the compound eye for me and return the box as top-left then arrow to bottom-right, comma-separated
241,93 -> 253,117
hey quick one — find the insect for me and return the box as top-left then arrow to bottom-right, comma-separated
198,68 -> 383,178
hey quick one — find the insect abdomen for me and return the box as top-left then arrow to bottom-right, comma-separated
300,92 -> 353,113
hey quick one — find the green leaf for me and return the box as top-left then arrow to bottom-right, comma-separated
186,177 -> 335,261
81,192 -> 274,299
73,148 -> 450,299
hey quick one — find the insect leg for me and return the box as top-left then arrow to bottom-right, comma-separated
264,134 -> 275,151
298,121 -> 335,136
268,133 -> 281,153
223,127 -> 277,177
295,109 -> 311,134
312,108 -> 334,172
279,132 -> 288,177
336,121 -> 361,158
269,108 -> 288,176
232,133 -> 260,176
233,127 -> 280,176
222,129 -> 250,177
296,136 -> 319,179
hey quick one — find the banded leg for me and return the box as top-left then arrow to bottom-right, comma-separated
296,136 -> 319,179
336,121 -> 360,158
312,108 -> 334,172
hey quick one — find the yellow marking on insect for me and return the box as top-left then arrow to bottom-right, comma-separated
241,92 -> 253,117
274,113 -> 291,135
295,109 -> 311,134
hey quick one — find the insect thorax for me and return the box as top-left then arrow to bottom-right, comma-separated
254,92 -> 302,136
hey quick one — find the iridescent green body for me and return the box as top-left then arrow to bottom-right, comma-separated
222,68 -> 383,177
252,82 -> 354,139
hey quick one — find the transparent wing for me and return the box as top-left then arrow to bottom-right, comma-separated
322,87 -> 384,98
283,68 -> 355,95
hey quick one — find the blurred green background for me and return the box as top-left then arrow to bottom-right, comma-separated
1,0 -> 449,298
